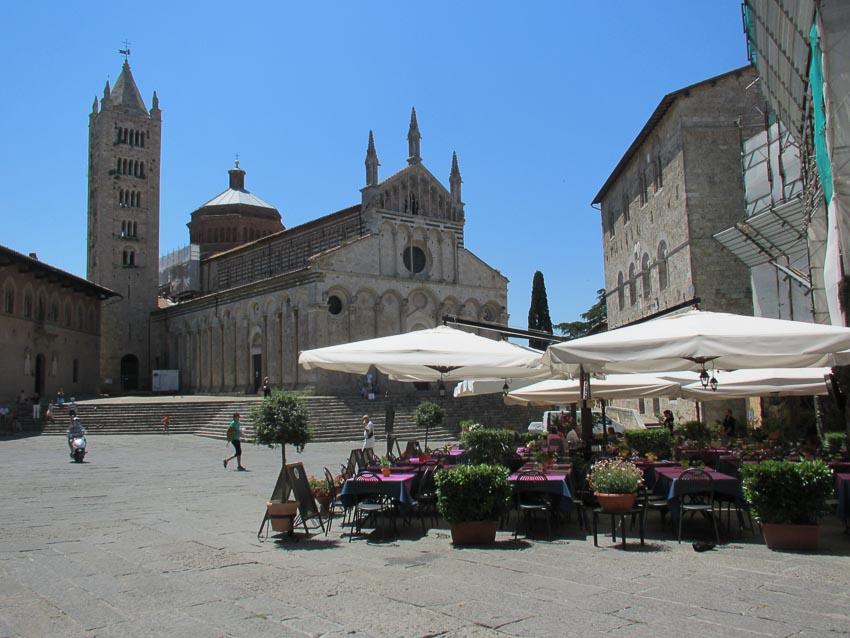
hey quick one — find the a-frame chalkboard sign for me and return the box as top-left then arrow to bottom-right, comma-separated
258,462 -> 326,541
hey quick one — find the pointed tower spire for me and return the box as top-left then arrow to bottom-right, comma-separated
109,61 -> 148,113
407,107 -> 421,165
450,151 -> 462,203
91,96 -> 99,115
365,130 -> 380,187
103,80 -> 111,100
152,90 -> 159,110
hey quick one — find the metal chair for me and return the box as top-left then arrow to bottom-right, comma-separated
349,471 -> 391,542
674,468 -> 720,544
514,470 -> 552,540
409,466 -> 439,531
323,466 -> 347,535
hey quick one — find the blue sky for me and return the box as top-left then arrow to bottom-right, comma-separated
0,1 -> 749,328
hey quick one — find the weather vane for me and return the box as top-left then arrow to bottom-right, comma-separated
119,40 -> 131,61
235,152 -> 240,168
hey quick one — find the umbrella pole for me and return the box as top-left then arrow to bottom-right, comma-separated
601,402 -> 607,447
579,368 -> 594,452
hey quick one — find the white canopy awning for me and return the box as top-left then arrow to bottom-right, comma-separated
544,309 -> 850,376
453,377 -> 544,398
681,367 -> 830,400
299,325 -> 546,381
504,374 -> 682,406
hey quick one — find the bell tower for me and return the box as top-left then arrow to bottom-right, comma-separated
87,56 -> 161,393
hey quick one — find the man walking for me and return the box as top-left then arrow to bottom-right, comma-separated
361,414 -> 375,452
223,413 -> 246,471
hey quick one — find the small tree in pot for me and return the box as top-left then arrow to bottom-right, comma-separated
415,400 -> 445,450
251,391 -> 312,467
741,460 -> 834,551
436,464 -> 512,545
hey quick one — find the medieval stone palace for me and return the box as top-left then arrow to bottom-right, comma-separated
85,61 -> 508,395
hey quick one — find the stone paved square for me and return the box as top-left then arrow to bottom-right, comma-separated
2,434 -> 849,637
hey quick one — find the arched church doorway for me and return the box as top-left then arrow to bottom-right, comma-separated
251,332 -> 263,394
34,353 -> 45,396
121,354 -> 139,391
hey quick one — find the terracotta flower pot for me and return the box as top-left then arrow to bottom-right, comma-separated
381,467 -> 391,477
266,501 -> 299,533
761,523 -> 820,551
450,520 -> 498,545
595,493 -> 637,513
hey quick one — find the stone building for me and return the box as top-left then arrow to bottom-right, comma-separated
187,162 -> 284,259
86,61 -> 161,393
592,65 -> 763,423
151,109 -> 508,394
0,245 -> 115,403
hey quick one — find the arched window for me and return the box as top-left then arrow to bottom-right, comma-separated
657,241 -> 669,291
50,300 -> 59,322
641,253 -> 651,298
628,263 -> 637,306
129,251 -> 135,266
3,284 -> 14,314
64,301 -> 72,326
140,161 -> 145,178
121,220 -> 127,237
132,221 -> 137,238
116,158 -> 122,173
36,293 -> 45,321
24,290 -> 33,319
617,272 -> 625,311
242,228 -> 247,241
140,132 -> 145,148
77,305 -> 84,329
136,192 -> 141,207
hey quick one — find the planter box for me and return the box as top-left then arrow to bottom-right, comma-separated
761,523 -> 820,551
450,520 -> 498,545
266,501 -> 299,533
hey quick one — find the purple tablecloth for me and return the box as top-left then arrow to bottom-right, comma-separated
509,472 -> 573,512
653,467 -> 745,519
340,473 -> 416,508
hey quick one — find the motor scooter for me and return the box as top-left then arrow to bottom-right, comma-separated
70,436 -> 87,463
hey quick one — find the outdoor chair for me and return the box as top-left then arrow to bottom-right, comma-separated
363,448 -> 379,466
593,486 -> 647,548
342,450 -> 358,479
514,470 -> 552,540
353,449 -> 368,472
713,458 -> 752,535
567,469 -> 590,531
323,466 -> 347,535
404,440 -> 423,457
407,466 -> 439,531
349,471 -> 393,542
674,468 -> 720,544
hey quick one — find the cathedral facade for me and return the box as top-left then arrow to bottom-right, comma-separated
150,109 -> 508,394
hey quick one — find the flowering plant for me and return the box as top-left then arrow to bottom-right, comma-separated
587,459 -> 643,494
308,476 -> 332,498
380,456 -> 391,468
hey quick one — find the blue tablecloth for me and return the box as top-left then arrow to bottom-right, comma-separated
653,467 -> 746,520
339,473 -> 416,509
509,472 -> 573,513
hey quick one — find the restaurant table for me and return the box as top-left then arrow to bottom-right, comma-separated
652,466 -> 745,521
679,448 -> 733,468
339,473 -> 417,509
633,460 -> 680,490
829,461 -> 850,474
508,472 -> 573,513
836,473 -> 850,530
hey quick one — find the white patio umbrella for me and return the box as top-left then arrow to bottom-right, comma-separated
299,325 -> 546,381
453,376 -> 548,398
544,309 -> 850,376
680,367 -> 830,400
504,374 -> 683,406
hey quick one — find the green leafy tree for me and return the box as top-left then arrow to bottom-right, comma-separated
555,288 -> 607,339
527,271 -> 553,350
251,391 -> 312,466
415,400 -> 445,449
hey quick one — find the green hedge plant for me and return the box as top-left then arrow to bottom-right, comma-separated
461,427 -> 515,465
741,460 -> 833,525
822,431 -> 847,456
624,429 -> 672,459
675,420 -> 713,448
435,464 -> 512,524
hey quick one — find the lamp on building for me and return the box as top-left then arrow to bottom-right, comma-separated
502,381 -> 510,396
709,374 -> 718,392
699,367 -> 710,389
438,380 -> 446,397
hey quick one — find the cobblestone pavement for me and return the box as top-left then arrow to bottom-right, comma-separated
1,435 -> 849,638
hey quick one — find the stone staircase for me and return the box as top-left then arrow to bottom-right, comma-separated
16,394 -> 536,444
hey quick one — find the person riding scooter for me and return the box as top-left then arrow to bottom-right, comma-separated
67,416 -> 87,457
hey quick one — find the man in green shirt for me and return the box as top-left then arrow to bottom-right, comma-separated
223,413 -> 246,471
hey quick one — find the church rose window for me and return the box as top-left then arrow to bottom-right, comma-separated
402,246 -> 426,274
328,295 -> 343,315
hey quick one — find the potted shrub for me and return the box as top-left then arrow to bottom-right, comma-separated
587,458 -> 643,513
308,476 -> 333,513
251,391 -> 312,467
741,460 -> 834,551
675,420 -> 713,449
461,427 -> 515,465
379,456 -> 392,477
415,401 -> 446,450
435,464 -> 512,545
624,429 -> 673,460
823,431 -> 847,458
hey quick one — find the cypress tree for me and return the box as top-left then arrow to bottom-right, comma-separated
527,271 -> 553,350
